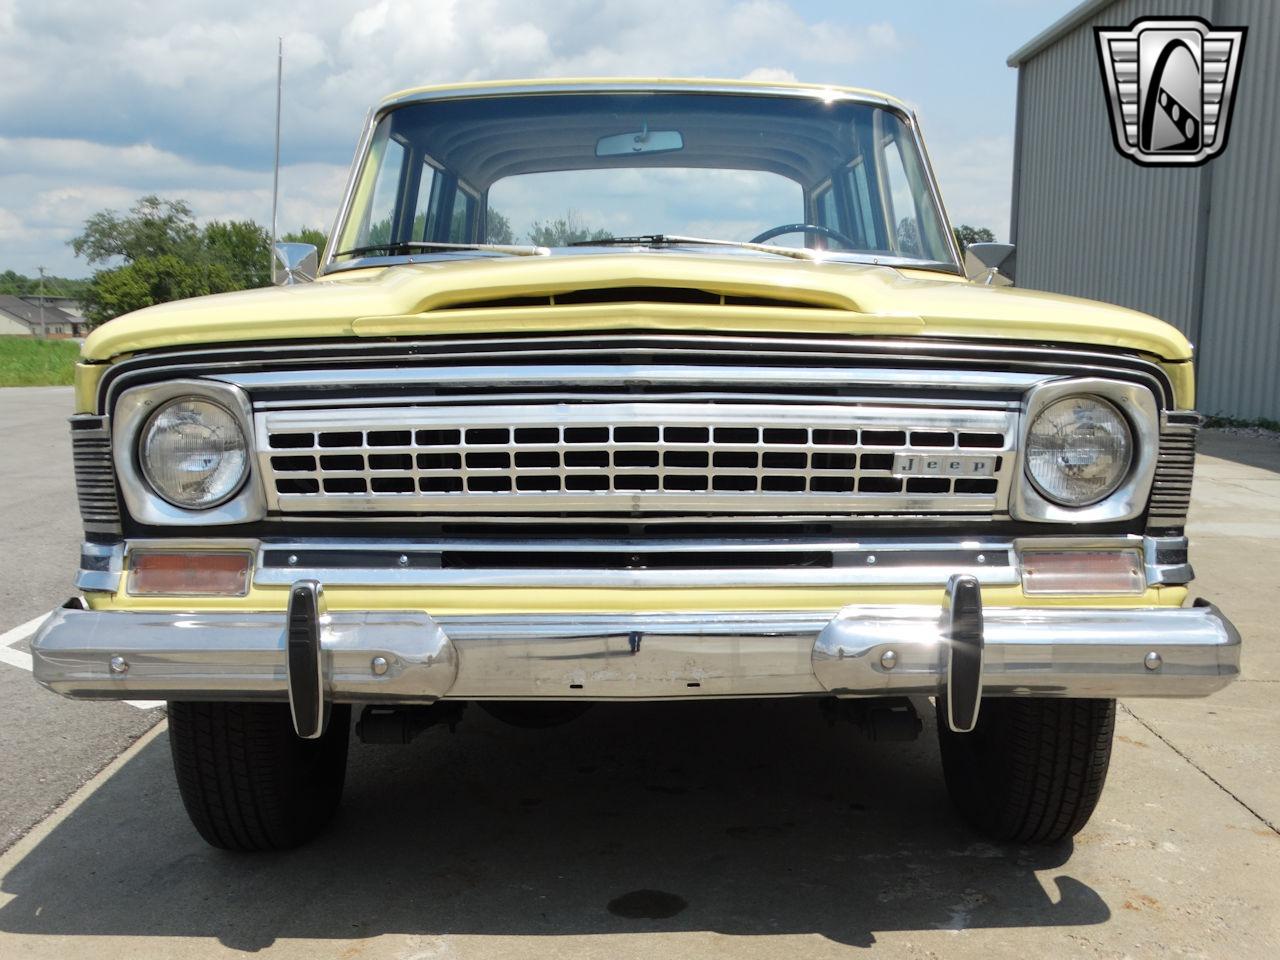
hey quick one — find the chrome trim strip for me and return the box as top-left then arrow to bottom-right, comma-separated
321,107 -> 375,274
377,80 -> 901,113
220,364 -> 1047,394
32,599 -> 1239,702
76,536 -> 1191,592
1144,534 -> 1193,585
253,540 -> 1018,588
97,333 -> 1177,414
76,541 -> 126,593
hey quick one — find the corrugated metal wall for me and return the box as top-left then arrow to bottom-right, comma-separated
1197,0 -> 1280,419
1012,0 -> 1278,419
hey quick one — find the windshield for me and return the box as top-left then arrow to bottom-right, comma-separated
332,91 -> 955,268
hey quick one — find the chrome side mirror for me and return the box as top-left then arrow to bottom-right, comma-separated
272,242 -> 318,286
964,242 -> 1016,286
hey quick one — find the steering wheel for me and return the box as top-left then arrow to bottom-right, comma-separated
750,222 -> 860,250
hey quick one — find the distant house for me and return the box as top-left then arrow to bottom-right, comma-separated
0,295 -> 88,337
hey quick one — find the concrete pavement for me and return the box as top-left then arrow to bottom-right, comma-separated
0,387 -> 162,854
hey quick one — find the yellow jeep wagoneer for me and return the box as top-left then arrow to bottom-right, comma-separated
32,79 -> 1239,850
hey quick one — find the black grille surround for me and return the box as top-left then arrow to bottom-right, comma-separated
90,331 -> 1190,536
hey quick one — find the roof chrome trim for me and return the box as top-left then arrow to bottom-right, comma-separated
375,80 -> 902,114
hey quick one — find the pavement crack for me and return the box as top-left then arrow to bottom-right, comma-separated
1120,702 -> 1279,836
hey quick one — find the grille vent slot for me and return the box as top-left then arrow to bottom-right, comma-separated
70,415 -> 121,534
1147,412 -> 1199,531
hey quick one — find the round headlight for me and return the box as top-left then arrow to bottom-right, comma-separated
1025,396 -> 1133,506
140,398 -> 249,509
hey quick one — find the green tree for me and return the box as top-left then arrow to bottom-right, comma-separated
0,270 -> 91,298
70,195 -> 201,265
202,219 -> 271,288
84,255 -> 236,326
485,208 -> 514,244
281,227 -> 328,253
526,210 -> 612,246
69,196 -> 331,327
953,224 -> 996,251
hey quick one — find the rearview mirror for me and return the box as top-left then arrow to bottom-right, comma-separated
272,242 -> 318,286
964,242 -> 1016,286
596,126 -> 684,157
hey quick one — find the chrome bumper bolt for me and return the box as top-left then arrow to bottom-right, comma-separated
1144,651 -> 1163,671
109,655 -> 129,675
880,649 -> 898,670
371,656 -> 389,676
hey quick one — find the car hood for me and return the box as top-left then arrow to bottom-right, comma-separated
81,252 -> 1192,362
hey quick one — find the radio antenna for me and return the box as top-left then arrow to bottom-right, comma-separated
270,37 -> 283,249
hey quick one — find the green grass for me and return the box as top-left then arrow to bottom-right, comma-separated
0,336 -> 80,387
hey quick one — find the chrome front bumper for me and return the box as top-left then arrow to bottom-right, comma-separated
32,582 -> 1241,729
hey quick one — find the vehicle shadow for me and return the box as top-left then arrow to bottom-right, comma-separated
0,698 -> 1108,950
1200,429 -> 1280,476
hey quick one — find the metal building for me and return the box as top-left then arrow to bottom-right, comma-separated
1008,0 -> 1278,420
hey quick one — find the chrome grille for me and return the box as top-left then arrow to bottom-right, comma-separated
1147,412 -> 1199,531
70,415 -> 121,533
256,403 -> 1017,515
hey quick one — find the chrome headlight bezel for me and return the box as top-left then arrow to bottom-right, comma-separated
1012,378 -> 1159,524
113,380 -> 266,526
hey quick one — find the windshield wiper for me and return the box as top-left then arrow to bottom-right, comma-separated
332,241 -> 549,259
566,234 -> 820,261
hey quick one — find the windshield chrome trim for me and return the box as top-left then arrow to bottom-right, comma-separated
323,84 -> 961,276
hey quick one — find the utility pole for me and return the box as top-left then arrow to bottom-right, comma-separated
37,266 -> 46,336
271,37 -> 283,257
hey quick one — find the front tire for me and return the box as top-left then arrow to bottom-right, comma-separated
168,701 -> 350,851
937,696 -> 1115,844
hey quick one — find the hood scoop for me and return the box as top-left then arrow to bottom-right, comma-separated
435,285 -> 826,312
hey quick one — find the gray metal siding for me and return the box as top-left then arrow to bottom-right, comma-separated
1014,0 -> 1210,340
1013,0 -> 1279,419
1196,0 -> 1280,419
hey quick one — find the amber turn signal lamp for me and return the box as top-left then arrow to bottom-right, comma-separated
128,551 -> 253,597
1021,550 -> 1145,595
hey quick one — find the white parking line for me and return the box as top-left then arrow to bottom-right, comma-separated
1,609 -> 161,710
0,612 -> 52,649
0,613 -> 49,671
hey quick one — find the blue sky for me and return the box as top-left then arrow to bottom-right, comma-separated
0,0 -> 1076,278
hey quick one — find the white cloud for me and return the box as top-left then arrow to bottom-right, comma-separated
0,0 -> 944,275
0,136 -> 345,274
928,135 -> 1013,241
742,67 -> 799,83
